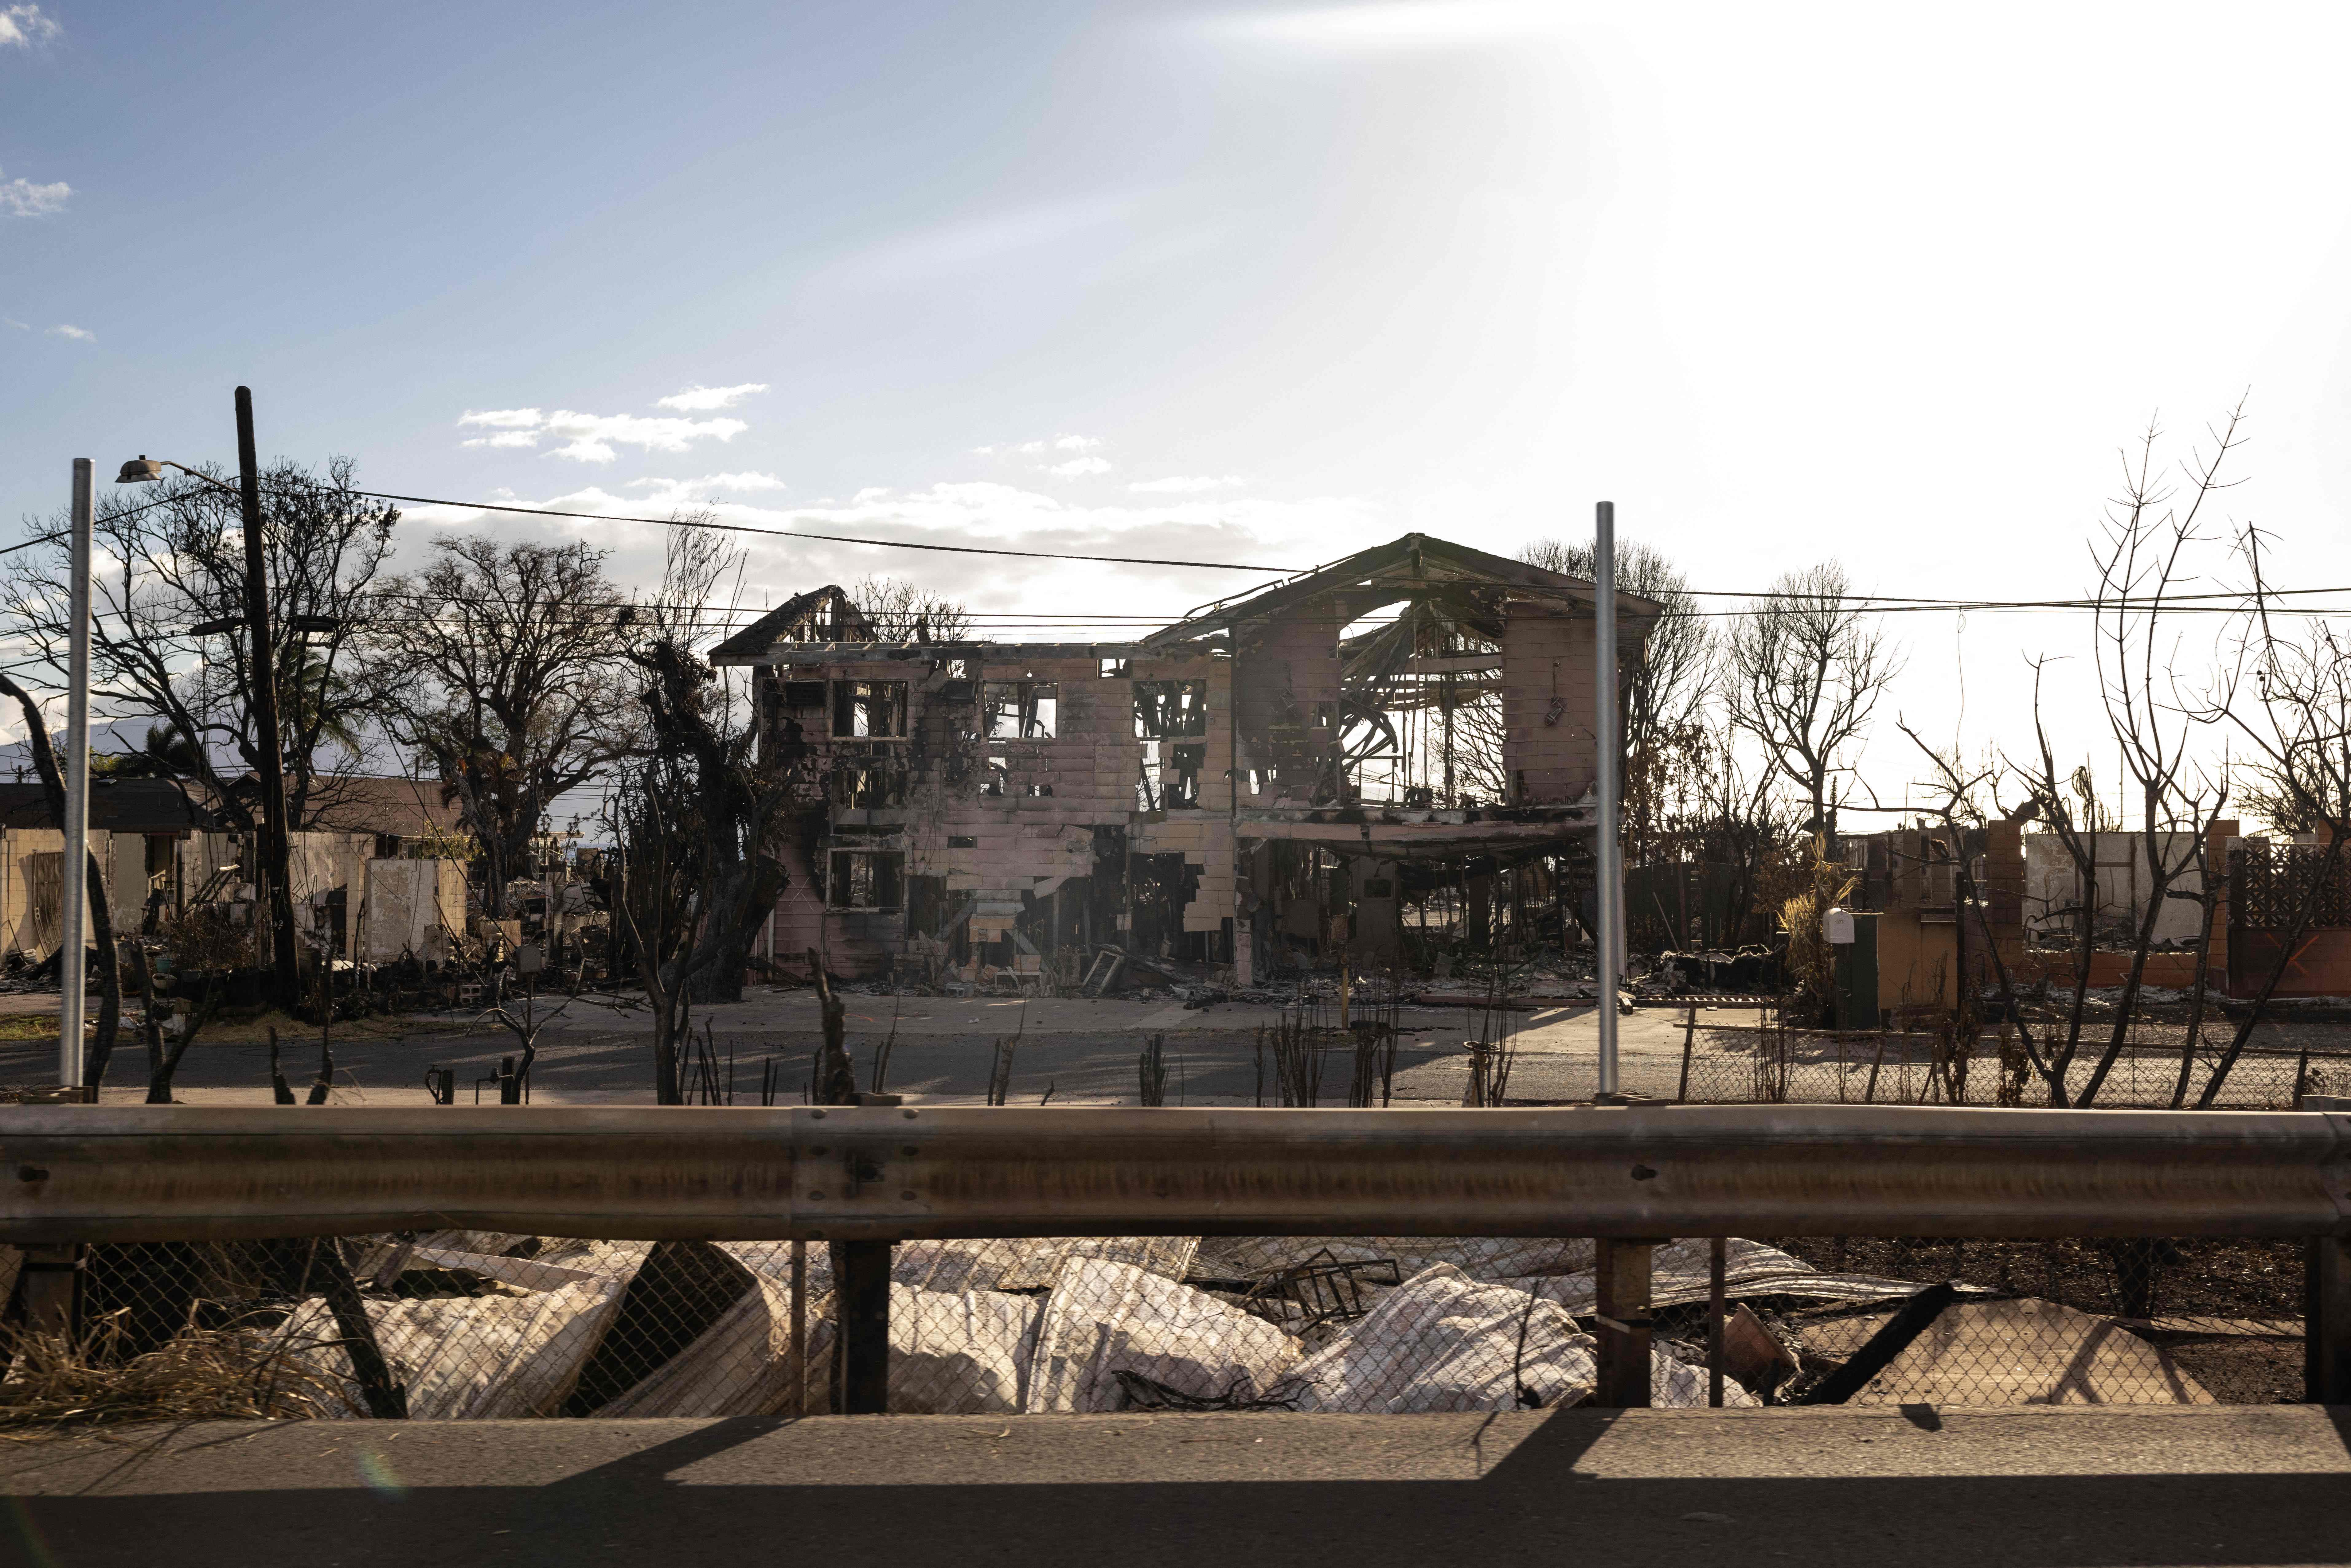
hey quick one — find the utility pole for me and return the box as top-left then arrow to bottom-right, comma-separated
1595,500 -> 1621,1099
57,459 -> 92,1090
236,388 -> 300,1004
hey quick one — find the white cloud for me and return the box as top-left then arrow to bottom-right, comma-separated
1128,475 -> 1244,494
2,317 -> 26,331
978,435 -> 1102,458
1045,456 -> 1112,478
455,404 -> 748,462
46,323 -> 90,341
626,471 -> 789,499
656,383 -> 768,412
0,168 -> 69,218
0,6 -> 61,47
544,412 -> 747,460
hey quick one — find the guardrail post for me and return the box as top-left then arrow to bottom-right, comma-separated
2308,1235 -> 2351,1404
836,1239 -> 892,1414
1593,1237 -> 1658,1407
16,1243 -> 80,1337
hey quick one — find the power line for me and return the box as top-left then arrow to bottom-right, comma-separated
18,478 -> 2351,623
347,490 -> 1298,573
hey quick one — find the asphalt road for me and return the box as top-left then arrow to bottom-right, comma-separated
0,994 -> 1741,1106
5,1408 -> 2349,1567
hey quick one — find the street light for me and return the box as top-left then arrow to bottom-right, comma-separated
115,455 -> 226,491
53,461 -> 92,1091
114,388 -> 303,1006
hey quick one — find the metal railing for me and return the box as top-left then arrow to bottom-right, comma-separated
0,1103 -> 2345,1414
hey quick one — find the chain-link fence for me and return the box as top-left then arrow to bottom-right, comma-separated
1669,1018 -> 2343,1110
0,1223 -> 2309,1424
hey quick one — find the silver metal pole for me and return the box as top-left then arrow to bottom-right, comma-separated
1595,501 -> 1620,1097
58,459 -> 92,1091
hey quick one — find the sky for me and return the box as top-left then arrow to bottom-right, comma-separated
3,1 -> 2349,825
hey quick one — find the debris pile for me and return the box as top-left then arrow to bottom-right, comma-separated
265,1230 -> 1964,1418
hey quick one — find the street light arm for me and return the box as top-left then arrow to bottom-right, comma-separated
114,456 -> 239,498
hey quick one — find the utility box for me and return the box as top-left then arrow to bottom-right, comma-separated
1833,911 -> 1880,1031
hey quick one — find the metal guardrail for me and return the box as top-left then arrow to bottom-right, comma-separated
0,1103 -> 2344,1245
4,1102 -> 2349,1411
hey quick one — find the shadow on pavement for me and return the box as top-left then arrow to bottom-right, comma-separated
11,1410 -> 2351,1568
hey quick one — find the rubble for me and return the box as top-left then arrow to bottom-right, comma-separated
272,1229 -> 1975,1419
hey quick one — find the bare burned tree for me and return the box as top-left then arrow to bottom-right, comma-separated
2234,754 -> 2318,835
608,517 -> 791,1100
1726,561 -> 1902,840
2071,410 -> 2239,1107
2003,660 -> 2110,1106
377,536 -> 633,918
2187,524 -> 2351,1106
1680,744 -> 1795,948
0,677 -> 119,1084
0,459 -> 398,835
846,575 -> 971,642
1900,720 -> 2067,1104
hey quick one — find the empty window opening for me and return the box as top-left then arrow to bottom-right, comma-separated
982,680 -> 1058,739
982,756 -> 1011,797
1134,680 -> 1209,739
1138,740 -> 1206,810
828,850 -> 905,909
832,680 -> 909,739
832,751 -> 907,809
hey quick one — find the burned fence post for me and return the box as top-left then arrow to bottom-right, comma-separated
16,1244 -> 81,1337
1592,1237 -> 1659,1408
835,1237 -> 892,1415
2307,1233 -> 2351,1405
1707,1235 -> 1727,1409
789,1238 -> 809,1417
1678,1003 -> 1697,1103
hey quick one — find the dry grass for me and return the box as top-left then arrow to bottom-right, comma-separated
0,1312 -> 340,1437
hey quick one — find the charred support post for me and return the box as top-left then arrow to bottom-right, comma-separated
236,388 -> 301,1008
813,952 -> 885,1411
836,1238 -> 892,1414
315,1236 -> 408,1418
1707,1235 -> 1727,1408
1796,1282 -> 1959,1405
2307,1234 -> 2351,1404
789,1239 -> 809,1416
1592,1236 -> 1657,1407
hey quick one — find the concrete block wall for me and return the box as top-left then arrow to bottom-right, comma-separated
1500,603 -> 1601,805
1128,658 -> 1235,936
1234,607 -> 1339,795
763,653 -> 1242,964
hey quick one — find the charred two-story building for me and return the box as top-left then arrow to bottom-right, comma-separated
711,534 -> 1658,983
